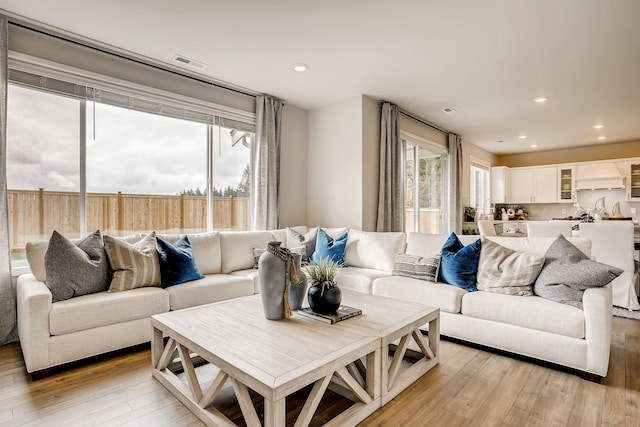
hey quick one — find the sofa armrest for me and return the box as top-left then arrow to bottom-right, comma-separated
582,284 -> 613,377
17,274 -> 52,373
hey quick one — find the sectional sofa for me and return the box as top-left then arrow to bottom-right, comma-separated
17,226 -> 616,381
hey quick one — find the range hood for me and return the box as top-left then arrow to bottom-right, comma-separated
575,163 -> 626,190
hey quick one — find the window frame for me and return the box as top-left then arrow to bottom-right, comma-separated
7,55 -> 256,273
401,131 -> 448,234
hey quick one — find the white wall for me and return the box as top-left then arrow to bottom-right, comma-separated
279,104 -> 308,227
307,96 -> 363,229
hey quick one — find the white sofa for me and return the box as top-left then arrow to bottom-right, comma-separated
17,227 -> 615,381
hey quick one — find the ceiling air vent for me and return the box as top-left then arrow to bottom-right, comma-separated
172,54 -> 207,69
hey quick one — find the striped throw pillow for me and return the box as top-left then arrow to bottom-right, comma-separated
392,253 -> 441,282
104,232 -> 161,292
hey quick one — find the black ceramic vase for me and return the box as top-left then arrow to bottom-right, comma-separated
308,283 -> 342,315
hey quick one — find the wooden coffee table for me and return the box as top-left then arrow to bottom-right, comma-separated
151,291 -> 439,426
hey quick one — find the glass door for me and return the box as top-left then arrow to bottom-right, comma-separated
403,137 -> 447,234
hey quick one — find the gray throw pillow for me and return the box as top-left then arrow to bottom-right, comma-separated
392,253 -> 441,282
533,234 -> 623,308
476,238 -> 545,296
286,228 -> 317,264
44,230 -> 111,302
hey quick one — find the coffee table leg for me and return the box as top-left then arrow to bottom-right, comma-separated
264,398 -> 286,427
151,326 -> 163,368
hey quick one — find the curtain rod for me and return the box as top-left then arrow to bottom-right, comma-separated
399,109 -> 450,135
9,21 -> 258,99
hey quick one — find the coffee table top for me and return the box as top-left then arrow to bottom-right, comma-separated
151,291 -> 437,398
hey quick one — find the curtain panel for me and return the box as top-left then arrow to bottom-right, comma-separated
251,95 -> 283,230
376,102 -> 403,232
0,16 -> 18,346
448,133 -> 463,234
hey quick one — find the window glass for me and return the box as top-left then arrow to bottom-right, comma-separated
6,85 -> 80,260
211,126 -> 251,230
404,139 -> 446,234
470,164 -> 490,218
86,102 -> 208,236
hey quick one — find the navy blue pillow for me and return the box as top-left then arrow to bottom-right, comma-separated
310,228 -> 348,265
156,235 -> 204,288
438,233 -> 481,291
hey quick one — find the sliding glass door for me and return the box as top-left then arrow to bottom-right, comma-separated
403,135 -> 448,234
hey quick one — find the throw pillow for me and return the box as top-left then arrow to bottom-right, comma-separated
286,227 -> 317,264
103,232 -> 161,292
476,238 -> 545,296
438,233 -> 481,292
392,253 -> 441,282
310,228 -> 348,265
533,234 -> 623,308
156,235 -> 204,288
44,230 -> 111,302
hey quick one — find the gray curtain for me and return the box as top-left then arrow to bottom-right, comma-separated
251,95 -> 283,230
376,102 -> 403,232
448,133 -> 463,234
0,17 -> 17,346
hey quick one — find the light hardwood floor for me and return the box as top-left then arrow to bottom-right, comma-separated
1,315 -> 638,427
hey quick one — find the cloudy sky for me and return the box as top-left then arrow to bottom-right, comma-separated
7,84 -> 250,195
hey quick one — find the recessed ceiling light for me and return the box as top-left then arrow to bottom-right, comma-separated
519,135 -> 527,139
597,136 -> 607,140
293,63 -> 308,72
530,144 -> 538,148
533,96 -> 548,103
593,124 -> 605,129
442,107 -> 459,115
497,140 -> 504,143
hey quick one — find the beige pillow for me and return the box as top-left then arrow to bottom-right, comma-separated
476,238 -> 545,296
104,232 -> 161,292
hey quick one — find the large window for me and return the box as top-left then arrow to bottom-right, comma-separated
6,71 -> 254,262
403,135 -> 447,234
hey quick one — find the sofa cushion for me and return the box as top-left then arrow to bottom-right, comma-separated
158,232 -> 222,275
49,287 -> 169,335
439,233 -> 481,292
156,235 -> 204,288
392,253 -> 441,282
219,231 -> 274,274
373,275 -> 467,313
534,234 -> 623,308
104,232 -> 162,292
461,291 -> 585,339
231,269 -> 261,294
335,267 -> 390,294
310,228 -> 348,265
476,238 -> 545,296
344,229 -> 406,272
165,274 -> 254,310
44,230 -> 111,302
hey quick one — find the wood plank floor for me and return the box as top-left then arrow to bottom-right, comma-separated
1,315 -> 638,427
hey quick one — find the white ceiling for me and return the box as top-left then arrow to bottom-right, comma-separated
1,0 -> 639,155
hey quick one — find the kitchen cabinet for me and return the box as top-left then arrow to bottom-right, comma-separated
491,166 -> 510,203
630,162 -> 640,200
509,167 -> 558,204
557,166 -> 575,203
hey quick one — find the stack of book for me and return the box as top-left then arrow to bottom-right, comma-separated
297,305 -> 362,324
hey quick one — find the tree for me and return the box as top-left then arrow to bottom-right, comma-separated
237,164 -> 250,197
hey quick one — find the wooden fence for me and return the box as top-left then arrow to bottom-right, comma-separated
8,189 -> 249,255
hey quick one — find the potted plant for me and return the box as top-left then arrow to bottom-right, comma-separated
306,258 -> 342,315
464,206 -> 477,222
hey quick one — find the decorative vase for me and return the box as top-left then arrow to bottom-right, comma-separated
308,282 -> 342,315
288,253 -> 307,310
258,241 -> 289,320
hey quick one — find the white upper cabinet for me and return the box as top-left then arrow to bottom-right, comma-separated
629,161 -> 640,200
557,166 -> 575,203
490,166 -> 510,203
509,166 -> 557,204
